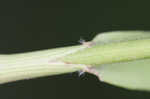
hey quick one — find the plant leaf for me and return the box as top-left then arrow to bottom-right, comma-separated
91,31 -> 150,91
94,59 -> 150,91
93,31 -> 150,45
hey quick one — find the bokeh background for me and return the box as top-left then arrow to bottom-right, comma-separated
0,0 -> 150,99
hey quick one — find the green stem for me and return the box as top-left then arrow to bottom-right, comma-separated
0,45 -> 86,84
61,39 -> 150,66
1,38 -> 150,84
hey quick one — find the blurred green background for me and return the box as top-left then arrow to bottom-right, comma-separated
0,0 -> 150,99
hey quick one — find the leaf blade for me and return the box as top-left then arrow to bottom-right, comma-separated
94,59 -> 150,91
93,31 -> 150,45
91,31 -> 150,91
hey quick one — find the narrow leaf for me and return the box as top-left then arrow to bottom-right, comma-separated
93,31 -> 150,45
91,31 -> 150,91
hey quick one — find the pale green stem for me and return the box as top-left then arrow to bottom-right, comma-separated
61,39 -> 150,66
1,38 -> 150,84
0,45 -> 87,84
